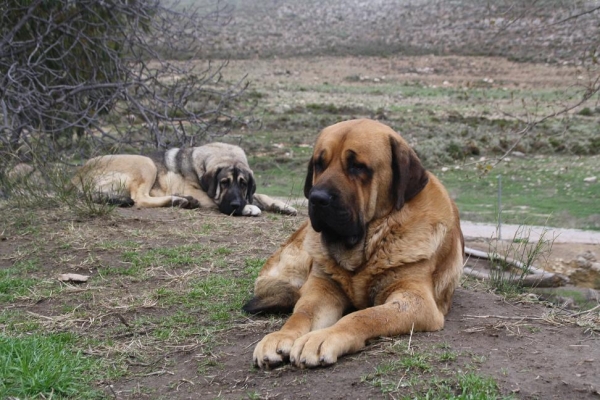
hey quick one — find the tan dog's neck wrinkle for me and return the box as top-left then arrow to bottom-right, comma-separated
323,231 -> 368,272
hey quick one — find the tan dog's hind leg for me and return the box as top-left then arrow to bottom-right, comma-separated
243,222 -> 311,314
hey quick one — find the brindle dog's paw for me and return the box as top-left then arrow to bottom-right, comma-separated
171,195 -> 199,209
242,204 -> 261,216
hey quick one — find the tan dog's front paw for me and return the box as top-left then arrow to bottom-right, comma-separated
289,329 -> 356,368
253,331 -> 298,369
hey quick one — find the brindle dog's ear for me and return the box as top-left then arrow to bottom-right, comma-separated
200,168 -> 221,198
246,172 -> 256,203
390,135 -> 429,210
303,158 -> 314,198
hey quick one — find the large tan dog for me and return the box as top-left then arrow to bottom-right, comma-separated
243,119 -> 464,368
72,142 -> 296,216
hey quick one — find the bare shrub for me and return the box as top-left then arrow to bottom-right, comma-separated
0,0 -> 255,174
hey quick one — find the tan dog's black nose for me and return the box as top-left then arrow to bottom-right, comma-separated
309,188 -> 332,208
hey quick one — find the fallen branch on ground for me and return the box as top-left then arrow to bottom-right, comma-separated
464,246 -> 568,287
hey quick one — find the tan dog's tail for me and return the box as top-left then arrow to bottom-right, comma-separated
243,221 -> 312,314
242,277 -> 300,314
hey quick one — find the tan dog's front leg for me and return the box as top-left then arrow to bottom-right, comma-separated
253,274 -> 349,369
289,288 -> 445,368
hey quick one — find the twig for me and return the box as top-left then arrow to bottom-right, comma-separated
463,314 -> 544,321
106,384 -> 117,400
243,338 -> 261,351
407,322 -> 415,353
569,304 -> 600,317
143,370 -> 174,377
551,6 -> 600,26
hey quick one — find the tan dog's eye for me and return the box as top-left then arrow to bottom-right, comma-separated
347,158 -> 372,178
239,179 -> 247,189
314,153 -> 326,174
220,178 -> 230,187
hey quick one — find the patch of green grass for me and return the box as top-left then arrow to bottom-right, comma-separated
0,268 -> 39,303
435,155 -> 600,229
412,372 -> 513,400
197,357 -> 222,374
439,351 -> 458,362
215,246 -> 233,255
190,270 -> 257,325
363,338 -> 511,399
401,353 -> 432,372
1,209 -> 41,235
101,244 -> 214,276
0,309 -> 43,334
0,333 -> 104,399
534,288 -> 599,310
249,151 -> 307,198
362,350 -> 432,394
244,257 -> 267,275
154,257 -> 266,335
151,310 -> 199,341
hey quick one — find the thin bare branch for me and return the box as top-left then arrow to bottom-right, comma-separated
0,0 -> 255,169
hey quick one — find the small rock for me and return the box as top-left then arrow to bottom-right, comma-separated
576,256 -> 592,269
580,251 -> 597,262
583,176 -> 597,183
58,273 -> 89,283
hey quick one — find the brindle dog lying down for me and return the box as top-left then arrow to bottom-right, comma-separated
72,142 -> 297,216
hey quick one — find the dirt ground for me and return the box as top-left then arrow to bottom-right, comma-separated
113,282 -> 600,400
96,209 -> 600,399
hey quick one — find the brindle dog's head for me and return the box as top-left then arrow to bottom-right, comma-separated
304,119 -> 429,248
200,164 -> 256,216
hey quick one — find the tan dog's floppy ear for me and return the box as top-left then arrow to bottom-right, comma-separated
303,158 -> 314,198
200,168 -> 221,198
246,172 -> 256,203
390,135 -> 428,210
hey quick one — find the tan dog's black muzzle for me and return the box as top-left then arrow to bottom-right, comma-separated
308,185 -> 364,248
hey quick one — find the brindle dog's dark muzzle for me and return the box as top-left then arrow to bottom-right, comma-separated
308,186 -> 364,247
219,186 -> 247,216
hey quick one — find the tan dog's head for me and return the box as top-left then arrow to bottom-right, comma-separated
304,119 -> 428,247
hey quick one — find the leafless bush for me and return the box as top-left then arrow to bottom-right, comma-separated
0,0 -> 255,174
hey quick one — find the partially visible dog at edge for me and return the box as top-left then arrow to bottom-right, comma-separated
243,119 -> 464,369
72,142 -> 297,217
